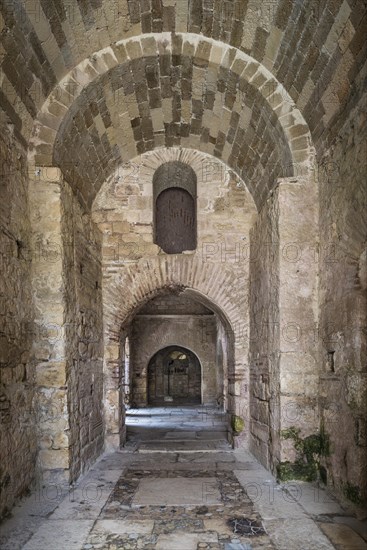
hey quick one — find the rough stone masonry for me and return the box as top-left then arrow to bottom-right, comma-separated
0,0 -> 366,522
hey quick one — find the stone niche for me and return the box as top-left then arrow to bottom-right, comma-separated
153,161 -> 197,254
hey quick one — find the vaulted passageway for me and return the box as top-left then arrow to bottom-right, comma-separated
117,286 -> 235,448
127,292 -> 228,409
1,1 -> 366,540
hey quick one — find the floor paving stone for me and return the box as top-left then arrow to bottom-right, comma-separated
132,477 -> 221,505
22,519 -> 94,550
1,408 -> 366,550
317,522 -> 367,549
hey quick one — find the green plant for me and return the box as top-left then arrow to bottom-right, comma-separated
342,482 -> 364,506
277,425 -> 330,482
231,414 -> 244,435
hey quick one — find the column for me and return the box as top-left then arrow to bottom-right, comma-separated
29,167 -> 70,481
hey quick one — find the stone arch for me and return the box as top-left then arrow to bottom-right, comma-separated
103,255 -> 246,450
145,344 -> 202,375
28,33 -> 315,210
146,345 -> 202,406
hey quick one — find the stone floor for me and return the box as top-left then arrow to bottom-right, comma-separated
125,406 -> 230,452
1,408 -> 366,550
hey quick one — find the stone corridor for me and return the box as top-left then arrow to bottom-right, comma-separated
1,0 -> 366,545
1,408 -> 366,550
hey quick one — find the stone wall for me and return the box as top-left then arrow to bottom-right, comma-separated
249,177 -> 319,474
29,168 -> 69,482
0,126 -> 36,518
61,182 -> 104,482
318,85 -> 367,504
249,188 -> 280,470
93,148 -> 256,448
131,314 -> 218,406
277,179 -> 320,468
216,321 -> 229,411
29,168 -> 104,485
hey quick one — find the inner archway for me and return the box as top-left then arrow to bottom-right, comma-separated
148,346 -> 201,406
124,290 -> 232,449
128,291 -> 228,411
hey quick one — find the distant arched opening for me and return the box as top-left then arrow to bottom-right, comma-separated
147,346 -> 201,406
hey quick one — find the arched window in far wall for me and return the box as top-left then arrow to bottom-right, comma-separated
153,161 -> 197,254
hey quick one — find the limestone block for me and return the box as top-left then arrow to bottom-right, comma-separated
106,344 -> 121,362
35,362 -> 67,387
39,449 -> 69,470
125,40 -> 143,60
280,396 -> 318,433
279,352 -> 317,374
280,371 -> 318,397
250,419 -> 269,442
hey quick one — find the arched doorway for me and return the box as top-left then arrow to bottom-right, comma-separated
148,346 -> 201,406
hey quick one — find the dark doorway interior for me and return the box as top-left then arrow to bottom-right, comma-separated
148,346 -> 201,406
155,187 -> 196,253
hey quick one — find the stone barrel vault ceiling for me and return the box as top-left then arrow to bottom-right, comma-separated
0,0 -> 364,141
0,0 -> 365,207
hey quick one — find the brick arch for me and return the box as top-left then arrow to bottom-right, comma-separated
28,34 -> 315,210
103,255 -> 248,449
104,256 -> 245,341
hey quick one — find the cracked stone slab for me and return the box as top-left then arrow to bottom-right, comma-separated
289,482 -> 346,516
50,472 -> 119,520
234,471 -> 306,521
